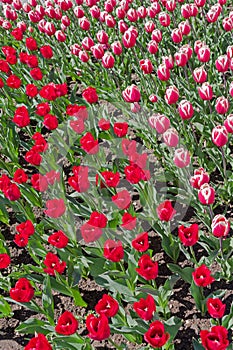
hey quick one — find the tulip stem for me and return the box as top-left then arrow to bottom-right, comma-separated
221,147 -> 227,183
219,237 -> 224,259
109,338 -> 123,350
190,246 -> 198,266
208,205 -> 214,221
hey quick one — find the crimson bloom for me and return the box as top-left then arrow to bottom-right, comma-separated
48,231 -> 69,249
113,122 -> 128,137
6,75 -> 21,89
211,215 -> 230,238
200,326 -> 229,350
82,87 -> 98,103
103,239 -> 124,262
16,220 -> 35,237
10,278 -> 34,302
24,334 -> 52,350
121,213 -> 137,230
136,254 -> 158,280
144,320 -> 170,348
88,212 -> 108,228
97,171 -> 120,188
192,264 -> 215,287
178,224 -> 199,246
95,294 -> 119,318
156,200 -> 176,221
13,106 -> 30,128
0,253 -> 11,269
86,314 -> 110,340
133,294 -> 156,321
206,298 -> 226,319
4,183 -> 21,201
43,252 -> 66,276
44,199 -> 66,218
80,132 -> 99,154
132,232 -> 149,252
80,223 -> 103,243
55,311 -> 78,335
112,190 -> 131,210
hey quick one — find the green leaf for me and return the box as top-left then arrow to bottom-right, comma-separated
193,338 -> 205,350
167,264 -> 194,284
42,276 -> 54,325
70,288 -> 87,307
0,296 -> 13,318
162,234 -> 180,263
164,316 -> 182,341
16,318 -> 53,335
190,281 -> 204,312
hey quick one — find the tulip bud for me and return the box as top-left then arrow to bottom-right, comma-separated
162,55 -> 174,69
171,28 -> 183,43
215,96 -> 229,114
55,30 -> 66,42
178,100 -> 194,119
222,17 -> 233,31
211,125 -> 228,147
174,51 -> 188,66
79,17 -> 90,30
148,3 -> 161,17
151,29 -> 162,42
178,20 -> 191,35
147,40 -> 158,55
137,6 -> 147,18
230,81 -> 233,97
144,20 -> 155,33
91,44 -> 104,59
105,14 -> 116,27
198,183 -> 215,205
122,84 -> 140,103
82,36 -> 94,51
102,52 -> 115,68
165,85 -> 179,104
89,5 -> 100,18
211,215 -> 230,238
173,148 -> 191,168
96,30 -> 108,44
79,50 -> 89,62
140,59 -> 153,74
198,82 -> 213,100
111,41 -> 122,55
224,114 -> 233,133
163,128 -> 179,147
116,7 -> 126,19
149,94 -> 158,103
118,19 -> 127,34
127,8 -> 138,22
215,55 -> 229,72
159,12 -> 171,26
193,66 -> 207,83
190,168 -> 210,189
148,114 -> 170,133
165,0 -> 176,12
197,45 -> 211,62
157,64 -> 170,81
122,30 -> 136,48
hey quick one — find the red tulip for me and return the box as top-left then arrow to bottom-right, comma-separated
55,311 -> 78,335
156,200 -> 176,221
212,125 -> 228,147
211,215 -> 230,238
198,183 -> 215,205
192,264 -> 215,287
